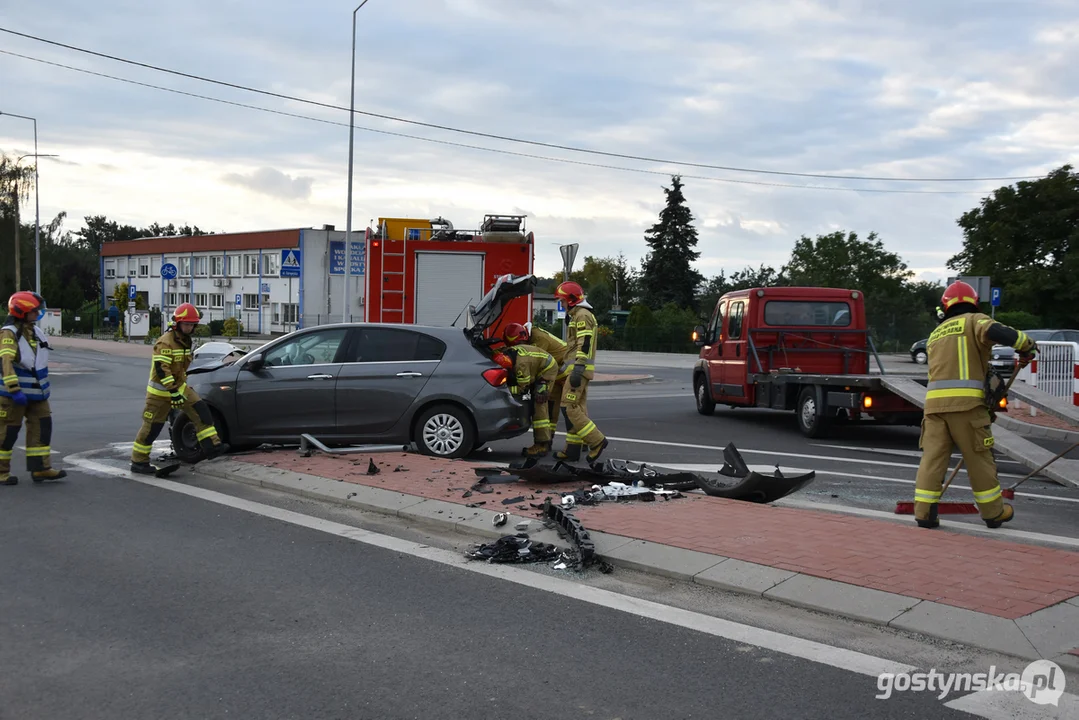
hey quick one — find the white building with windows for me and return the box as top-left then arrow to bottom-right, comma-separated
100,226 -> 366,334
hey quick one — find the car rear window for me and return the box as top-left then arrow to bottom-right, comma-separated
764,301 -> 852,327
352,328 -> 446,362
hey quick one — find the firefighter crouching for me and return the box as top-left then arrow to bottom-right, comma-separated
913,281 -> 1037,529
502,321 -> 568,441
0,292 -> 68,486
131,303 -> 228,473
497,343 -> 559,456
552,281 -> 608,463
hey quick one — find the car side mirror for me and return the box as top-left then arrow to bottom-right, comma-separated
692,325 -> 706,347
244,352 -> 264,371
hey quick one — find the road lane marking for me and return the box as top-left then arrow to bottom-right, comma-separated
62,450 -> 919,681
811,443 -> 1025,467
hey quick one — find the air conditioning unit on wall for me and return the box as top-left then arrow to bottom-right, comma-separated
213,279 -> 222,287
181,279 -> 191,287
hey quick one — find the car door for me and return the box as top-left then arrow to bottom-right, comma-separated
702,299 -> 727,399
718,300 -> 747,400
233,327 -> 350,440
334,327 -> 444,436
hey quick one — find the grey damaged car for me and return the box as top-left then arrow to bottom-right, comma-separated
168,274 -> 537,461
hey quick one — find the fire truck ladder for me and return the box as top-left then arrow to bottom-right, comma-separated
379,226 -> 407,323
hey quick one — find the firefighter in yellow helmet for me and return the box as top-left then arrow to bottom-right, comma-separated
496,343 -> 559,456
0,292 -> 68,485
130,303 -> 228,473
913,281 -> 1037,529
503,321 -> 568,443
551,281 -> 607,463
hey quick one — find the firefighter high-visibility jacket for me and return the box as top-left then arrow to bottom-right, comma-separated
0,322 -> 51,403
147,327 -> 195,399
924,312 -> 1034,415
509,344 -> 558,394
529,327 -> 568,367
565,305 -> 597,380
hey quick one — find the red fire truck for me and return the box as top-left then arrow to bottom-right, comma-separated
363,214 -> 535,338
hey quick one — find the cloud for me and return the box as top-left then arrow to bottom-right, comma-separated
1,0 -> 1077,282
222,167 -> 315,201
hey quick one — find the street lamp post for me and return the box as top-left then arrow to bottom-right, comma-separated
343,0 -> 373,323
0,112 -> 42,293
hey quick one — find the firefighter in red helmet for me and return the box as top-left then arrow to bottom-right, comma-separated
913,280 -> 1037,529
130,303 -> 228,473
503,320 -> 570,448
551,281 -> 607,463
0,292 -> 68,485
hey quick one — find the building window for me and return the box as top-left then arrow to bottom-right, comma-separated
228,255 -> 242,277
283,304 -> 299,324
139,259 -> 150,278
244,255 -> 259,276
151,260 -> 160,278
194,256 -> 208,277
272,302 -> 280,323
179,257 -> 191,277
128,262 -> 137,277
262,253 -> 280,277
194,293 -> 208,308
243,293 -> 259,310
105,260 -> 116,279
211,256 -> 224,277
210,293 -> 224,309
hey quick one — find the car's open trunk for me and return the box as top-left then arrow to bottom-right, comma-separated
465,274 -> 537,356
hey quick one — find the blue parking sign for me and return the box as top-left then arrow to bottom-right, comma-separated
991,287 -> 1002,307
235,294 -> 242,307
128,284 -> 137,300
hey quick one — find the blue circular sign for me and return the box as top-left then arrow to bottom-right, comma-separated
161,263 -> 178,280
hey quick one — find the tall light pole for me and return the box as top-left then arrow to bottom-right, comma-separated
0,112 -> 43,293
344,0 -> 373,323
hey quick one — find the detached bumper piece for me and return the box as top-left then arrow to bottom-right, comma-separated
492,442 -> 815,504
464,534 -> 561,564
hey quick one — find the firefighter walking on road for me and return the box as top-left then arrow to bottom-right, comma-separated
502,322 -> 568,439
496,343 -> 559,456
130,303 -> 227,473
552,281 -> 608,463
913,281 -> 1036,529
0,292 -> 68,486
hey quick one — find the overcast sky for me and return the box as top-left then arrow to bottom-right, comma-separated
2,0 -> 1076,283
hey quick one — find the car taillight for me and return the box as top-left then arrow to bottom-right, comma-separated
482,368 -> 508,387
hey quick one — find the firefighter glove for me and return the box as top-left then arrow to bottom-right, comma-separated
1018,341 -> 1038,367
534,383 -> 549,405
169,390 -> 186,408
570,364 -> 584,388
10,390 -> 28,406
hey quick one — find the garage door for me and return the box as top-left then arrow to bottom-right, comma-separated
414,252 -> 484,326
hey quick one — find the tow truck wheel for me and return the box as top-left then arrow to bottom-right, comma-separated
796,387 -> 830,438
695,375 -> 716,416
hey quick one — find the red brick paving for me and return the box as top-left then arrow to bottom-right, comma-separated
1009,400 -> 1079,432
235,450 -> 1079,620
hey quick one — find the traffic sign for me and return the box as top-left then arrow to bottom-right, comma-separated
280,249 -> 302,278
991,287 -> 1002,307
556,300 -> 565,319
235,294 -> 242,307
261,283 -> 270,294
161,263 -> 178,280
559,243 -> 579,275
128,284 -> 137,300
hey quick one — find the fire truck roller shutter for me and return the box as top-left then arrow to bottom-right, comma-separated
414,252 -> 485,326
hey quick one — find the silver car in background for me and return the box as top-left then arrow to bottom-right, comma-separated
169,274 -> 536,461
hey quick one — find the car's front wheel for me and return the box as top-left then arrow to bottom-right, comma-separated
913,349 -> 927,364
415,404 -> 475,459
170,412 -> 206,464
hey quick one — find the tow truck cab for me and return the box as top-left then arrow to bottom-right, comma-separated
692,286 -> 922,436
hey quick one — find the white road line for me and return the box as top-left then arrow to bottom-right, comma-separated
62,451 -> 917,681
944,687 -> 1078,719
554,432 -> 1044,480
811,443 -> 1025,466
774,497 -> 1079,549
590,392 -> 691,401
654,463 -> 1079,506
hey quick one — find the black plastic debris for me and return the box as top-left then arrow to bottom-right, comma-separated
366,458 -> 380,475
540,498 -> 597,567
465,535 -> 561,564
501,495 -> 526,505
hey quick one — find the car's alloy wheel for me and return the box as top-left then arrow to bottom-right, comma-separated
422,413 -> 465,456
914,350 -> 927,364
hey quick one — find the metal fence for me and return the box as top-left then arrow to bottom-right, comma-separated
1013,340 -> 1079,412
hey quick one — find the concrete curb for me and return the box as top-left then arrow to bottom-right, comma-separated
996,413 -> 1079,443
193,459 -> 1079,666
590,375 -> 655,387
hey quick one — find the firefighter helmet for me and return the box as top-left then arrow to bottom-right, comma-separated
7,291 -> 45,321
172,303 -> 201,324
503,322 -> 530,346
941,281 -> 979,310
555,281 -> 585,308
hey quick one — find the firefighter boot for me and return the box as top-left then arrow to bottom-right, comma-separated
130,462 -> 157,475
916,503 -> 939,529
0,474 -> 16,486
31,469 -> 67,483
984,504 -> 1014,529
522,442 -> 551,458
586,438 -> 609,465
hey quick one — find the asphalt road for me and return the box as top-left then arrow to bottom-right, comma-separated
0,347 -> 1072,718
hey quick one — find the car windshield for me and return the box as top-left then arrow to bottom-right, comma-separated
1026,330 -> 1056,341
764,301 -> 851,327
